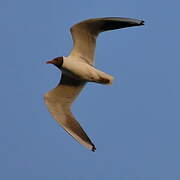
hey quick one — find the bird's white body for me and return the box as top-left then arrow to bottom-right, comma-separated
62,56 -> 114,84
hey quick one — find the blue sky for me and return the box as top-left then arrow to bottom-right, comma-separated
0,0 -> 180,179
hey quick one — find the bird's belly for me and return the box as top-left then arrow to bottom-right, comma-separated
62,62 -> 113,84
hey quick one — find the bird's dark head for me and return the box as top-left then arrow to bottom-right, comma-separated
46,56 -> 64,69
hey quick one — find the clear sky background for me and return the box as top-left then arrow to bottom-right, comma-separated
0,0 -> 179,179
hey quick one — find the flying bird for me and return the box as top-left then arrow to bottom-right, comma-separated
44,17 -> 144,151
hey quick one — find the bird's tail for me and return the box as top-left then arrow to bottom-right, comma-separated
98,75 -> 114,85
93,68 -> 114,85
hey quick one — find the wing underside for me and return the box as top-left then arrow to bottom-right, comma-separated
44,74 -> 96,151
70,17 -> 144,65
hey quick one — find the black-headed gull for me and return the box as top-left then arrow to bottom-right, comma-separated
44,17 -> 144,151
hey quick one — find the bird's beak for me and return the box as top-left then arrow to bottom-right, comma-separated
46,60 -> 53,64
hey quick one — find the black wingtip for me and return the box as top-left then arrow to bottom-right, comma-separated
92,145 -> 96,152
140,20 -> 145,25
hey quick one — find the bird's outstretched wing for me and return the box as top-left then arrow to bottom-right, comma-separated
44,74 -> 96,151
70,17 -> 144,65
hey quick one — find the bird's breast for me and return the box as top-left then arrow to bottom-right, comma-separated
61,60 -> 96,81
62,59 -> 113,84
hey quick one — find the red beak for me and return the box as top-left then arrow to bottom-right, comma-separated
46,60 -> 52,64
